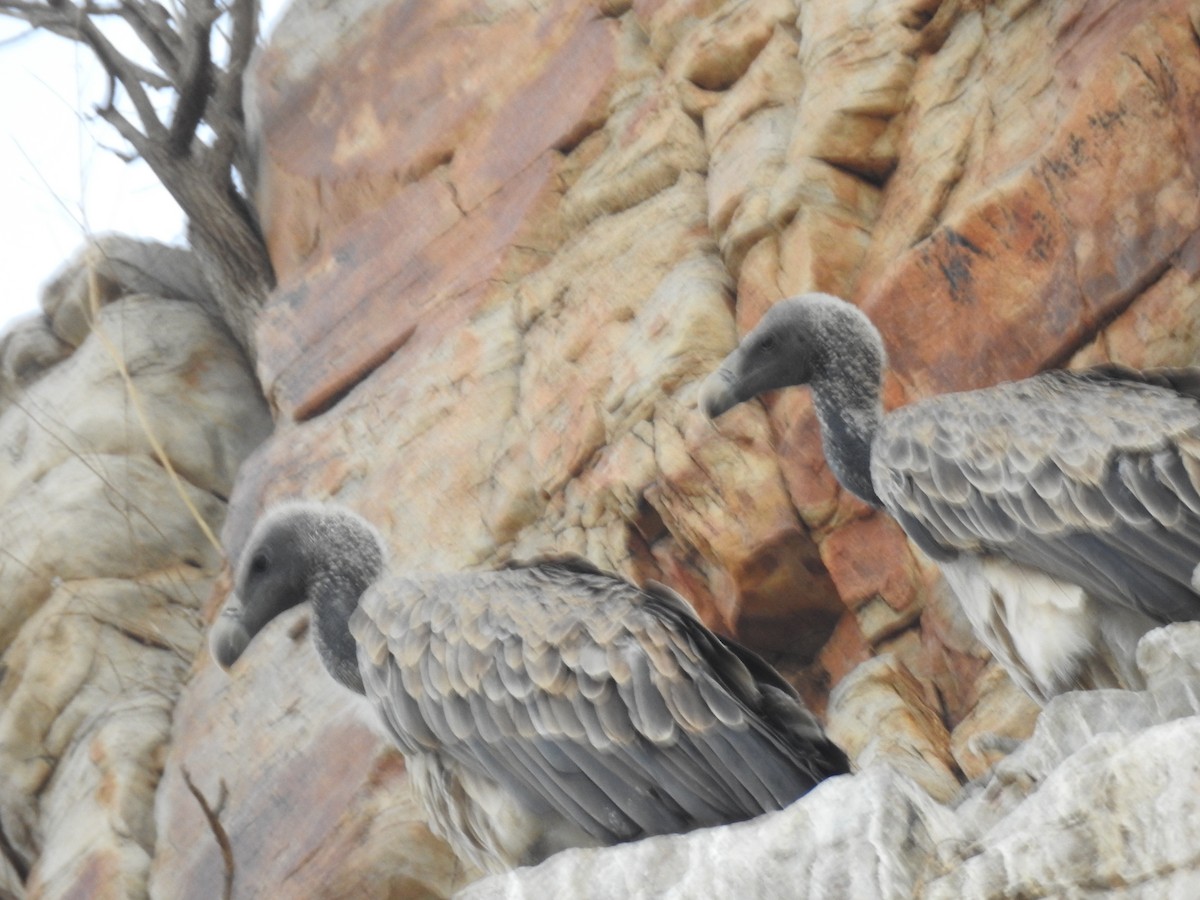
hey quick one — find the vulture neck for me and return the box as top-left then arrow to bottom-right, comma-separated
310,564 -> 373,695
809,367 -> 883,508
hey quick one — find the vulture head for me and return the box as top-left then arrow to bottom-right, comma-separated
700,292 -> 884,420
210,502 -> 383,692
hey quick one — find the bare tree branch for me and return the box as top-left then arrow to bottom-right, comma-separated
115,1 -> 183,83
0,0 -> 274,363
69,3 -> 170,140
95,102 -> 147,149
166,0 -> 215,155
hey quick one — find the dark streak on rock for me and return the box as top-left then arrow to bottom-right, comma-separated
1068,133 -> 1087,167
938,254 -> 975,305
294,322 -> 419,421
944,228 -> 984,257
1029,210 -> 1054,263
927,228 -> 986,306
1087,104 -> 1126,133
1043,155 -> 1073,179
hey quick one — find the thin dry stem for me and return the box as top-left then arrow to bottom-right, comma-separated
85,259 -> 224,557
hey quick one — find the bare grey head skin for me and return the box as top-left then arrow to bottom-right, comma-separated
699,293 -> 886,506
209,502 -> 385,694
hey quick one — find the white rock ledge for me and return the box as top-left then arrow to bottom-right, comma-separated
462,623 -> 1200,899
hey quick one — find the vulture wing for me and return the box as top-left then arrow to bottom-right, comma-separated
350,556 -> 847,846
874,365 -> 1200,624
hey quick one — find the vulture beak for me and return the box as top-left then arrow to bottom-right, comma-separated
699,364 -> 741,421
210,598 -> 253,670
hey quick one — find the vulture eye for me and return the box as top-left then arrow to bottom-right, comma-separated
249,552 -> 270,576
757,335 -> 777,354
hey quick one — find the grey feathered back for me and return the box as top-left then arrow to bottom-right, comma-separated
351,555 -> 847,863
875,365 -> 1200,625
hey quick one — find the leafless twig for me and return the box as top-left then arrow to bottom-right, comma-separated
181,766 -> 234,900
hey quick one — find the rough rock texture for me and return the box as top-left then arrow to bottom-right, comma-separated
5,0 -> 1200,896
149,605 -> 469,900
155,0 -> 1198,895
462,624 -> 1200,898
38,234 -> 215,348
467,767 -> 959,900
0,238 -> 272,898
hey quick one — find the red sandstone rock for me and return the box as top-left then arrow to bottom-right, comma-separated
817,612 -> 873,690
827,654 -> 960,802
859,0 -> 1200,399
819,514 -> 920,618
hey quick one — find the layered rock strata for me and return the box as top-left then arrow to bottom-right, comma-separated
3,0 -> 1199,895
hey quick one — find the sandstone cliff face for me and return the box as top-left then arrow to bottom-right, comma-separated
3,0 -> 1200,896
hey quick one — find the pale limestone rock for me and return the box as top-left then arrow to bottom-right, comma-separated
0,248 -> 270,898
460,767 -> 955,900
826,654 -> 960,803
514,179 -> 719,504
39,236 -> 213,347
9,573 -> 209,898
599,250 -> 733,431
0,860 -> 21,899
774,158 -> 881,298
0,296 -> 271,504
702,25 -> 803,151
955,628 -> 1200,841
633,0 -> 728,66
665,0 -> 797,91
0,315 -> 70,413
742,0 -> 929,300
788,0 -> 930,179
931,624 -> 1200,896
929,719 -> 1200,898
560,81 -> 708,229
1137,622 -> 1200,690
0,452 -> 222,653
950,642 -> 1200,855
707,106 -> 791,271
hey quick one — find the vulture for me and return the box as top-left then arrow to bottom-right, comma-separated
210,502 -> 848,873
700,291 -> 1200,704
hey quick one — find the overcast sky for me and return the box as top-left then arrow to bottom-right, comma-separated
0,23 -> 181,332
0,3 -> 286,334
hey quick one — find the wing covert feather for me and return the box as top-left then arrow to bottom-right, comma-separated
874,367 -> 1200,622
351,561 -> 847,844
